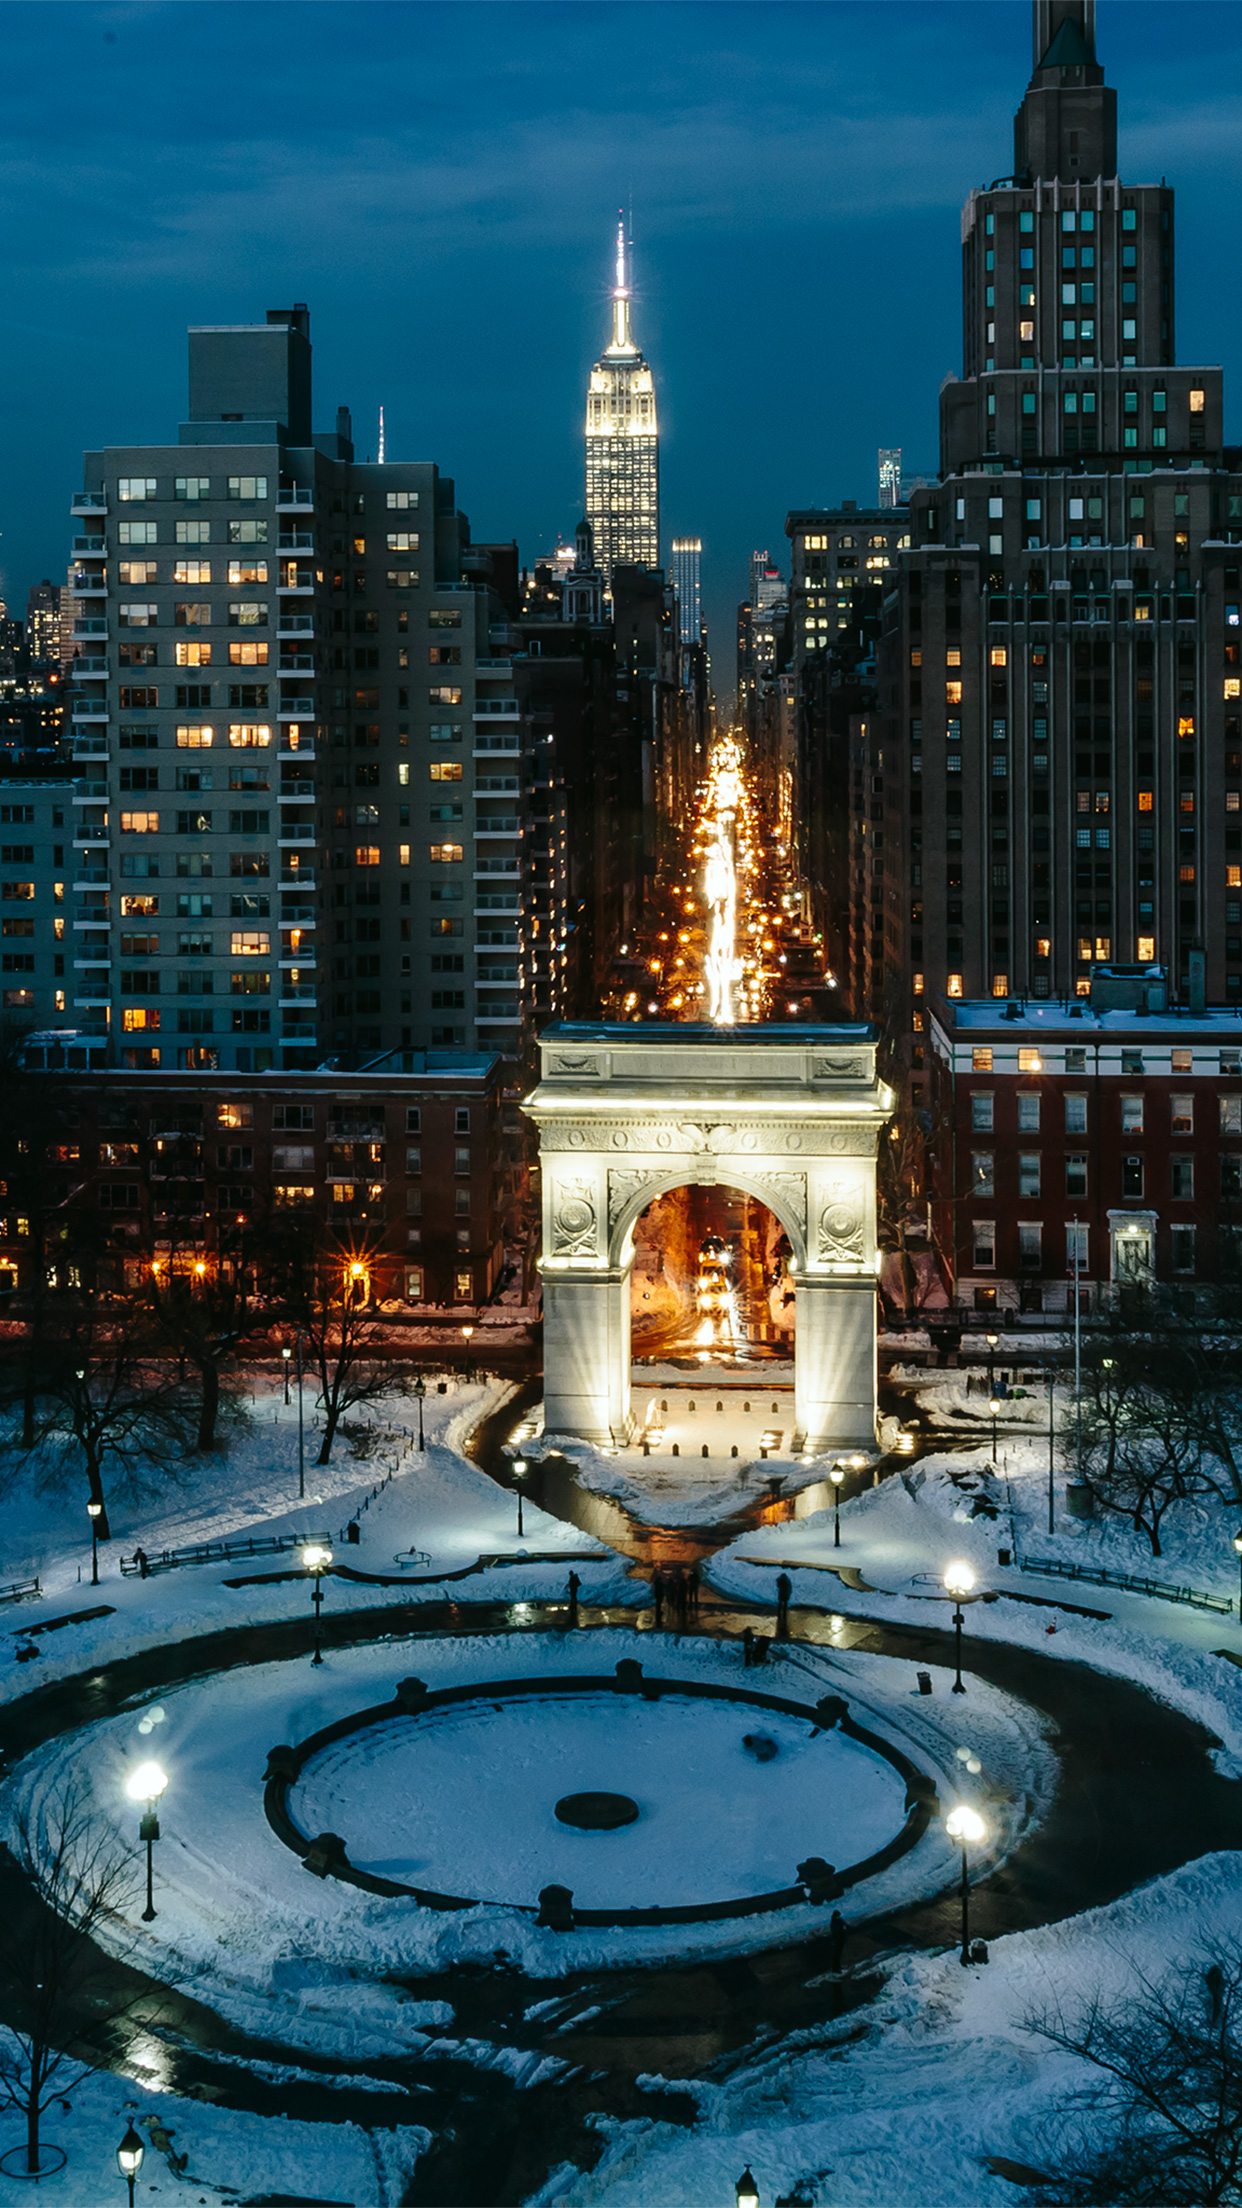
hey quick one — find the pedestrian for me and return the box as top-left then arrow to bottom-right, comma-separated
775,1570 -> 792,1639
742,1626 -> 755,1668
134,1545 -> 150,1580
652,1569 -> 665,1628
687,1563 -> 701,1616
829,1908 -> 846,1973
566,1569 -> 581,1629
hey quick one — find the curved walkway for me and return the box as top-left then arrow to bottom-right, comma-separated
1,1587 -> 1238,2206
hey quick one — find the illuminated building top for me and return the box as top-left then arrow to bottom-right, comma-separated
585,215 -> 659,584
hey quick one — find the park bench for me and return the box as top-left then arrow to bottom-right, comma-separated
0,1577 -> 41,1606
120,1531 -> 331,1578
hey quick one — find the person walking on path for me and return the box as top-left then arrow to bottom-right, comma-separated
566,1570 -> 581,1629
775,1570 -> 792,1639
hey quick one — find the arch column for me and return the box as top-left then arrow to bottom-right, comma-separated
794,1276 -> 877,1454
542,1263 -> 633,1445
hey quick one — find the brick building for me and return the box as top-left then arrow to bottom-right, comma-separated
927,976 -> 1242,1316
0,1058 -> 511,1310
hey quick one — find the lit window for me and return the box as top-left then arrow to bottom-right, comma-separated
122,1007 -> 159,1031
229,931 -> 270,955
1137,935 -> 1156,961
228,725 -> 271,748
1229,867 -> 1242,889
945,682 -> 963,705
1137,790 -> 1153,811
120,811 -> 158,833
1018,1048 -> 1041,1072
945,649 -> 961,667
355,845 -> 381,867
947,973 -> 963,999
1226,682 -> 1241,701
1190,390 -> 1206,414
991,974 -> 1009,998
175,641 -> 212,667
972,1048 -> 993,1071
990,647 -> 1007,667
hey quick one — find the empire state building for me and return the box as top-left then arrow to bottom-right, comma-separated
584,219 -> 659,583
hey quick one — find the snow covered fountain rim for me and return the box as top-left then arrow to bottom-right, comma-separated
262,1659 -> 941,1929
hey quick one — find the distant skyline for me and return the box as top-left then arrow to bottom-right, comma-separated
3,2 -> 1242,692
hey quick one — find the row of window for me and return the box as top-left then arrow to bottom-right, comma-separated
970,1220 -> 1200,1274
969,1090 -> 1242,1133
113,480 -> 418,509
971,1150 -> 1220,1198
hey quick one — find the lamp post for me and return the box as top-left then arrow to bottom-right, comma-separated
125,1760 -> 168,1922
1234,1531 -> 1242,1624
1072,1211 -> 1083,1490
944,1803 -> 987,1964
735,2170 -> 759,2208
988,1394 -> 1000,1469
985,1329 -> 998,1400
461,1322 -> 475,1383
295,1329 -> 305,1503
830,1463 -> 845,1547
87,1497 -> 103,1587
302,1542 -> 333,1664
513,1457 -> 527,1538
282,1343 -> 292,1405
413,1372 -> 426,1452
1047,1356 -> 1056,1538
943,1560 -> 976,1694
116,2123 -> 145,2208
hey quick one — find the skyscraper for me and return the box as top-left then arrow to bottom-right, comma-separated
671,537 -> 702,647
585,219 -> 659,584
62,303 -> 526,1077
877,449 -> 902,508
865,0 -> 1242,1044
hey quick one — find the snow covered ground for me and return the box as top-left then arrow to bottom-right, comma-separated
707,1424 -> 1242,1772
0,1375 -> 639,1708
545,1849 -> 1242,2208
7,1630 -> 1054,2033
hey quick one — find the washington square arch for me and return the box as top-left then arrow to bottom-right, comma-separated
523,1022 -> 894,1453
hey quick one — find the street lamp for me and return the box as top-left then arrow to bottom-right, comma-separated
413,1372 -> 426,1452
302,1543 -> 333,1665
282,1343 -> 292,1405
461,1322 -> 475,1383
944,1803 -> 987,1964
988,1394 -> 1001,1468
125,1760 -> 168,1922
985,1328 -> 998,1394
943,1560 -> 976,1694
116,2123 -> 145,2208
1234,1531 -> 1242,1624
513,1457 -> 527,1538
830,1463 -> 845,1548
735,2170 -> 759,2208
86,1498 -> 103,1587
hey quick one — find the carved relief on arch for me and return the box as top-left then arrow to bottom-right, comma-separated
746,1170 -> 807,1236
608,1168 -> 654,1228
551,1177 -> 599,1257
818,1179 -> 866,1264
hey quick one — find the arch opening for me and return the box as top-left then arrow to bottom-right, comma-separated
629,1183 -> 795,1368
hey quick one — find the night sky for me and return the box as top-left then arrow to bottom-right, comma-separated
2,0 -> 1242,693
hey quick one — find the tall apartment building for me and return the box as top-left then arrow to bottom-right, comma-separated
878,450 -> 902,509
584,222 -> 660,584
0,777 -> 77,1038
64,305 -> 525,1075
670,536 -> 702,649
872,0 -> 1242,1089
24,582 -> 62,667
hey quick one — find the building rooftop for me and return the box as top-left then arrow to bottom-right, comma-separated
933,996 -> 1242,1037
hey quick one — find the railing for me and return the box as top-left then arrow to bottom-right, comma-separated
278,656 -> 315,673
71,493 -> 106,511
1017,1552 -> 1235,1616
277,534 -> 314,551
73,619 -> 107,636
277,615 -> 315,631
276,487 -> 314,508
72,537 -> 105,554
120,1529 -> 331,1578
280,870 -> 315,887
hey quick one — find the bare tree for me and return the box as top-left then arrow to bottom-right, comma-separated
1025,1943 -> 1242,2205
0,1787 -> 139,2177
39,1302 -> 196,1532
278,1226 -> 400,1463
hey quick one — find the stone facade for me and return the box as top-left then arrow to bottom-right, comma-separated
523,1022 -> 892,1451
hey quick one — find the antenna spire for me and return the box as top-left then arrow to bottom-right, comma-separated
609,209 -> 634,354
377,405 -> 386,465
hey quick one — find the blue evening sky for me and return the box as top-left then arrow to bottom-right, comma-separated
1,1 -> 1241,691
